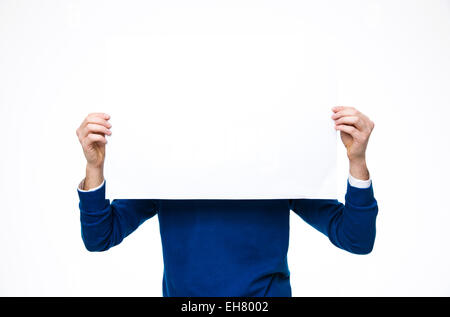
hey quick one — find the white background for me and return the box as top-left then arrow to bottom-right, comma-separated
1,0 -> 450,296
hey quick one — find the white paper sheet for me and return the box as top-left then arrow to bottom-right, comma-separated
103,1 -> 337,199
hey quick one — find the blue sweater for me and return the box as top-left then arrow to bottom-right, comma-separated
77,181 -> 378,296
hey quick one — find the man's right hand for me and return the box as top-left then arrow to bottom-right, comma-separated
76,113 -> 112,190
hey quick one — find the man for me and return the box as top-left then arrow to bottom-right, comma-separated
76,106 -> 377,296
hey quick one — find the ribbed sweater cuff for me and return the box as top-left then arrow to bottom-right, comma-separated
345,180 -> 376,207
77,181 -> 109,211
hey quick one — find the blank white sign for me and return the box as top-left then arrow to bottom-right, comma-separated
104,1 -> 337,199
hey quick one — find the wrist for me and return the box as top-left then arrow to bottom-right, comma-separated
349,158 -> 370,180
84,164 -> 105,190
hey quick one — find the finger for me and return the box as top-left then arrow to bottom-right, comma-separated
84,116 -> 112,129
87,112 -> 110,120
77,118 -> 111,139
80,113 -> 111,128
331,107 -> 359,120
331,106 -> 346,113
334,116 -> 365,130
79,123 -> 112,140
82,133 -> 107,148
335,124 -> 359,137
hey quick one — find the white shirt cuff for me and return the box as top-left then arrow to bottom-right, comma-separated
78,177 -> 371,192
348,174 -> 371,189
78,179 -> 105,192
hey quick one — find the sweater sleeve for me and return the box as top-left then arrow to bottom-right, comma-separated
290,181 -> 378,254
77,181 -> 158,252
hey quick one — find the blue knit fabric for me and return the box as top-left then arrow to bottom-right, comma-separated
78,181 -> 378,296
